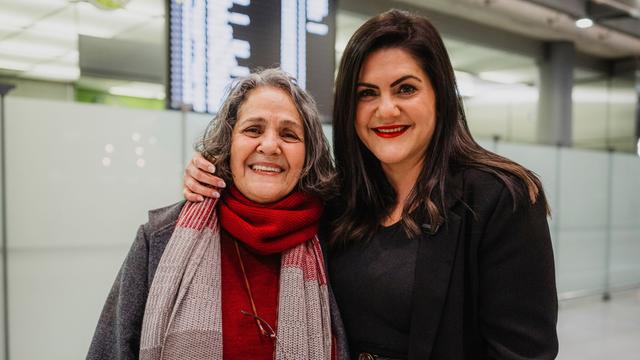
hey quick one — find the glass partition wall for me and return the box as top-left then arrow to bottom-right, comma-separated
573,67 -> 637,153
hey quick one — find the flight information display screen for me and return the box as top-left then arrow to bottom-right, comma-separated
168,0 -> 335,119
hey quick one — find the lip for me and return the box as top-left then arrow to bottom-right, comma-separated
249,162 -> 285,176
372,125 -> 410,138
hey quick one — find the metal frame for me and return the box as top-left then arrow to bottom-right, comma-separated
0,83 -> 14,360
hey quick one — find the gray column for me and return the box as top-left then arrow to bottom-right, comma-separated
538,41 -> 575,146
635,64 -> 640,146
0,83 -> 14,360
636,97 -> 640,146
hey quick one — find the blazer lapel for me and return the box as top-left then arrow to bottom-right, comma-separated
408,171 -> 464,359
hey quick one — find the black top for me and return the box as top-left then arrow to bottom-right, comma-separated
329,221 -> 419,359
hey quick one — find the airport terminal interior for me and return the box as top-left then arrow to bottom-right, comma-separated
0,0 -> 639,359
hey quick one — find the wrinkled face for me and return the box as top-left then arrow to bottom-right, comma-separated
355,47 -> 436,172
230,86 -> 306,203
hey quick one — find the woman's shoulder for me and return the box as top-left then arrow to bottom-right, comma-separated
142,201 -> 186,239
456,166 -> 508,196
454,165 -> 546,216
465,167 -> 510,190
454,166 -> 523,211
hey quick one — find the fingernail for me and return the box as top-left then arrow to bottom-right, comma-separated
209,165 -> 216,173
212,191 -> 220,199
197,196 -> 204,202
219,181 -> 226,188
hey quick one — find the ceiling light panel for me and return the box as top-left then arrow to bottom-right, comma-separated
0,51 -> 45,63
113,16 -> 164,44
0,0 -> 69,28
124,0 -> 165,18
23,62 -> 80,82
9,28 -> 76,50
29,2 -> 155,40
0,39 -> 70,61
58,50 -> 80,65
109,82 -> 165,99
0,58 -> 33,72
76,1 -> 153,39
575,18 -> 594,29
0,10 -> 37,29
0,23 -> 21,38
0,28 -> 75,65
29,6 -> 81,41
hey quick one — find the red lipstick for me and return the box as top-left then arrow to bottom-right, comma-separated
373,125 -> 409,138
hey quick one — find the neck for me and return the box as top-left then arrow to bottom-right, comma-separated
380,158 -> 424,226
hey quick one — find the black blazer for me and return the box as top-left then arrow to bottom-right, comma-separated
406,168 -> 558,359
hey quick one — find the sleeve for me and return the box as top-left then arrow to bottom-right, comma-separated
86,225 -> 150,360
478,187 -> 558,360
328,285 -> 350,360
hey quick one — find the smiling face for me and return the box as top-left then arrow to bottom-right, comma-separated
355,47 -> 437,173
230,86 -> 306,203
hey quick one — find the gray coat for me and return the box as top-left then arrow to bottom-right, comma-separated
86,201 -> 349,360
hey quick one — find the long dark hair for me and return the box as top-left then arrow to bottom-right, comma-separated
330,9 -> 547,246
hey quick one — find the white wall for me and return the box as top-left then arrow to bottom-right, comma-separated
4,97 -> 210,360
1,78 -> 75,102
494,144 -> 640,296
465,83 -> 538,144
464,76 -> 637,153
572,78 -> 636,152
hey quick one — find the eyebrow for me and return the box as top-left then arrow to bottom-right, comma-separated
357,75 -> 422,89
238,117 -> 303,130
283,119 -> 303,128
236,117 -> 264,127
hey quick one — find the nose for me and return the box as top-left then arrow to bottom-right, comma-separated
376,94 -> 400,119
256,130 -> 281,155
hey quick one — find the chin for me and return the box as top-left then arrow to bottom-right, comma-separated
245,188 -> 288,204
372,152 -> 408,166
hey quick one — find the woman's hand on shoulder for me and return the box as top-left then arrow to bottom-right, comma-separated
183,153 -> 226,202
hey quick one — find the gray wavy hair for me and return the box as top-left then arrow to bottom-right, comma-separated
196,68 -> 337,200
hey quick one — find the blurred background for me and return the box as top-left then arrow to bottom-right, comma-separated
0,0 -> 638,359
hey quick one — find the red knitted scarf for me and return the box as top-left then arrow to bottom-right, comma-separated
219,186 -> 323,255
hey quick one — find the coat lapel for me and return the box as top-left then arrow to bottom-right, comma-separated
408,171 -> 464,359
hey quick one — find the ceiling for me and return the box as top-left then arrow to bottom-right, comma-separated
397,0 -> 640,58
337,9 -> 603,90
0,0 -> 637,99
335,9 -> 542,100
0,0 -> 164,96
336,7 -> 536,69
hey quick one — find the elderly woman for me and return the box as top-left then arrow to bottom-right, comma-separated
87,69 -> 346,360
183,10 -> 558,360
